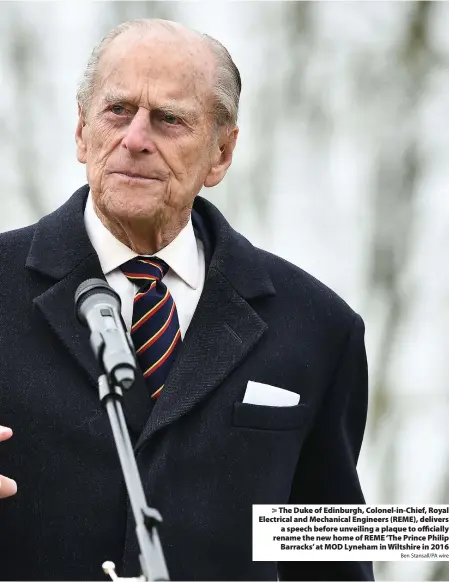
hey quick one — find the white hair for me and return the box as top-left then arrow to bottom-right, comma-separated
76,19 -> 241,128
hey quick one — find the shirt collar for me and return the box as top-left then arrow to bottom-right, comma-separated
84,191 -> 200,289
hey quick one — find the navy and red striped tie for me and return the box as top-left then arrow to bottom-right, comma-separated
120,256 -> 182,399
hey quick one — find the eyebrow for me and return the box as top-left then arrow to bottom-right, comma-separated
101,90 -> 200,124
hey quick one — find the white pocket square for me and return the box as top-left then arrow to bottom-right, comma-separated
243,381 -> 300,407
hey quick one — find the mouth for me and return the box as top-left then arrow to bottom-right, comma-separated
112,172 -> 160,182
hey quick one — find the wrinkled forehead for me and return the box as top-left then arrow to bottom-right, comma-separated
95,29 -> 216,111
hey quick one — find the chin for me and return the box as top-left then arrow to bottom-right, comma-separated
106,192 -> 165,222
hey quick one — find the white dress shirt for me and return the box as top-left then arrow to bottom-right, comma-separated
84,192 -> 205,338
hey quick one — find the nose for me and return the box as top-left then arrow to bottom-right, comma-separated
121,108 -> 156,155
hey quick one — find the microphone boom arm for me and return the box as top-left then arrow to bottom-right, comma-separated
97,375 -> 170,582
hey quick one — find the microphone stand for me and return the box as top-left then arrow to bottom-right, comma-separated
97,374 -> 170,582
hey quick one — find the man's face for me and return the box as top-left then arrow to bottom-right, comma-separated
76,29 -> 233,227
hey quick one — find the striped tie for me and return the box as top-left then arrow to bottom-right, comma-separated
120,256 -> 182,400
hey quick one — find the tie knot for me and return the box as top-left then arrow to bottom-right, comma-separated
120,256 -> 169,286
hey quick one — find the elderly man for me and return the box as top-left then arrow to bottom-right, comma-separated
0,18 -> 373,582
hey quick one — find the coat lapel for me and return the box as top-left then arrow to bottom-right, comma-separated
134,196 -> 276,451
25,186 -> 276,450
33,253 -> 105,388
26,185 -> 152,438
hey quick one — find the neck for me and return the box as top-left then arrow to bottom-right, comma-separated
93,203 -> 190,255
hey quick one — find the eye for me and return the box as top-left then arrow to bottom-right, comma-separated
163,113 -> 179,125
110,105 -> 127,115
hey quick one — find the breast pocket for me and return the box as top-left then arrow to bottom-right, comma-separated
233,401 -> 309,431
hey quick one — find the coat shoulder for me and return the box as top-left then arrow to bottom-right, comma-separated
0,224 -> 36,271
256,246 -> 360,327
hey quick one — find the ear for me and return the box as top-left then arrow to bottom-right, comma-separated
75,103 -> 88,164
204,126 -> 239,188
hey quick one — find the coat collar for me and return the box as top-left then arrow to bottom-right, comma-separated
26,184 -> 95,280
26,184 -> 275,301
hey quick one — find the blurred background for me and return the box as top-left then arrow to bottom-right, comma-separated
1,1 -> 448,579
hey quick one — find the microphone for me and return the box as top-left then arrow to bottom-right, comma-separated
75,279 -> 136,390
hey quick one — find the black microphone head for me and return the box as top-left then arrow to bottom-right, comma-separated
75,279 -> 121,324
